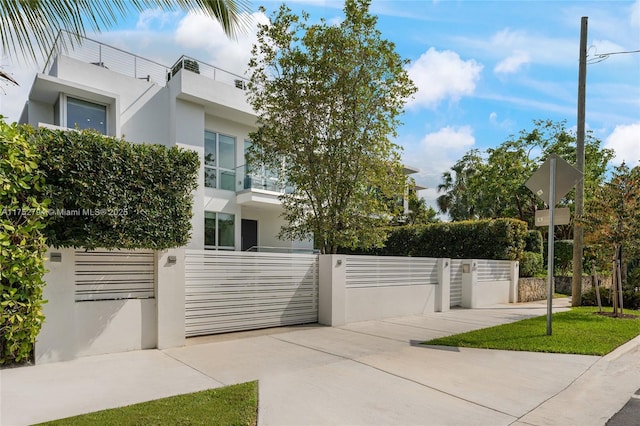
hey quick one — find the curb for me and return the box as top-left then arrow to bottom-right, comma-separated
604,334 -> 640,362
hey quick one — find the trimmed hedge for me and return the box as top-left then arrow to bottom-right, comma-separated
29,128 -> 199,250
519,251 -> 543,277
525,230 -> 543,255
554,240 -> 574,276
1,120 -> 49,365
355,218 -> 527,261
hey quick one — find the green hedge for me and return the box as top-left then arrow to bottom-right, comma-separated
357,218 -> 527,260
553,240 -> 573,276
1,120 -> 49,364
524,230 -> 543,254
30,128 -> 199,250
519,251 -> 543,277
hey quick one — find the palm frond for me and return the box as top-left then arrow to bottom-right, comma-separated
0,0 -> 253,62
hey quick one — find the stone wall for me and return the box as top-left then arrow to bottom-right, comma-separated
518,276 -> 612,302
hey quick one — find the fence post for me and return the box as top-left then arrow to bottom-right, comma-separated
156,248 -> 185,349
318,254 -> 346,326
436,258 -> 451,312
510,260 -> 520,303
461,259 -> 478,308
36,248 -> 77,363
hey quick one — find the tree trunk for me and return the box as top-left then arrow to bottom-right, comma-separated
592,260 -> 602,313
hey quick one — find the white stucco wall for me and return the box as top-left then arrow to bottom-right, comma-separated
36,248 -> 157,364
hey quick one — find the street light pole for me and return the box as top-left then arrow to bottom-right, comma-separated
572,16 -> 588,307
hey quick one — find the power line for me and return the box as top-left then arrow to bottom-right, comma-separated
587,47 -> 640,64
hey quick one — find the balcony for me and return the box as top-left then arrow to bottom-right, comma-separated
235,164 -> 293,209
44,30 -> 250,90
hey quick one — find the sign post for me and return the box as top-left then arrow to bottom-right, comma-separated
526,154 -> 582,336
546,157 -> 556,335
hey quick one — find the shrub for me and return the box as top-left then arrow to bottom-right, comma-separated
519,251 -> 543,277
377,218 -> 527,260
582,284 -> 640,311
524,230 -> 543,254
29,128 -> 199,250
553,240 -> 573,276
0,119 -> 49,365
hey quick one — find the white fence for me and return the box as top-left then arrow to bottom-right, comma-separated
450,259 -> 464,307
38,249 -> 518,364
74,250 -> 155,301
184,250 -> 318,336
345,255 -> 439,288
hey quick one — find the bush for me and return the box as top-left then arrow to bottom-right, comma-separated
374,218 -> 527,260
0,119 -> 49,365
519,251 -> 543,277
524,230 -> 543,255
553,240 -> 573,276
582,285 -> 640,311
29,128 -> 199,250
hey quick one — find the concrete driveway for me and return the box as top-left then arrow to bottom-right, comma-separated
2,299 -> 639,426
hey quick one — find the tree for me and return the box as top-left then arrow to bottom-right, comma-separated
583,163 -> 640,271
436,149 -> 486,221
437,119 -> 613,233
247,0 -> 416,254
390,181 -> 439,226
405,188 -> 439,225
0,0 -> 252,84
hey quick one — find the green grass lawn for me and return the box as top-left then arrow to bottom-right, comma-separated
423,307 -> 640,356
37,381 -> 258,426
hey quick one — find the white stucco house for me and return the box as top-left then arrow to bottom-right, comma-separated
20,31 -> 421,252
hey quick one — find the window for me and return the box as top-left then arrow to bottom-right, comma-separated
204,131 -> 236,191
243,140 -> 281,192
67,97 -> 107,134
204,212 -> 235,249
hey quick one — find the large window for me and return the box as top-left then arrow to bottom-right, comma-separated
204,212 -> 235,249
204,131 -> 236,191
67,97 -> 107,134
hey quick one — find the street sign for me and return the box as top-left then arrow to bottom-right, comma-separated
525,154 -> 583,206
525,154 -> 583,336
535,208 -> 571,227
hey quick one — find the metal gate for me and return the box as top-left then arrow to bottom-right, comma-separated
184,250 -> 319,337
450,259 -> 463,307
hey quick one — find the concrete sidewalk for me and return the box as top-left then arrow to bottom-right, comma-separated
1,299 -> 639,426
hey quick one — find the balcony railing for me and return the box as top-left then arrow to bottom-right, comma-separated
235,164 -> 294,194
169,55 -> 249,88
43,30 -> 169,85
43,30 -> 249,89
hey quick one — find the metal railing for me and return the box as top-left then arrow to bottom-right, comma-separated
169,55 -> 249,88
44,30 -> 250,89
43,30 -> 170,85
235,164 -> 294,194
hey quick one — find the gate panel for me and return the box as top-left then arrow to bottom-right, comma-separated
185,250 -> 318,337
450,259 -> 463,307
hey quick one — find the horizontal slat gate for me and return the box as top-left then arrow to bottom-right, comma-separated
477,259 -> 512,281
75,250 -> 155,301
450,259 -> 463,307
345,256 -> 438,288
185,250 -> 319,337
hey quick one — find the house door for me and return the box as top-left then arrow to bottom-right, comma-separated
241,219 -> 258,251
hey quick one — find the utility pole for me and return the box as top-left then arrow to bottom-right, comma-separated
572,16 -> 588,307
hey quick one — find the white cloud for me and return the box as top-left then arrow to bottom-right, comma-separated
631,0 -> 640,27
136,8 -> 180,31
604,123 -> 640,166
402,126 -> 476,212
406,47 -> 483,109
488,111 -> 514,130
174,11 -> 268,76
456,28 -> 575,68
494,50 -> 530,75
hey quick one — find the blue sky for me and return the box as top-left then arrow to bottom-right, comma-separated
1,0 -> 639,215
